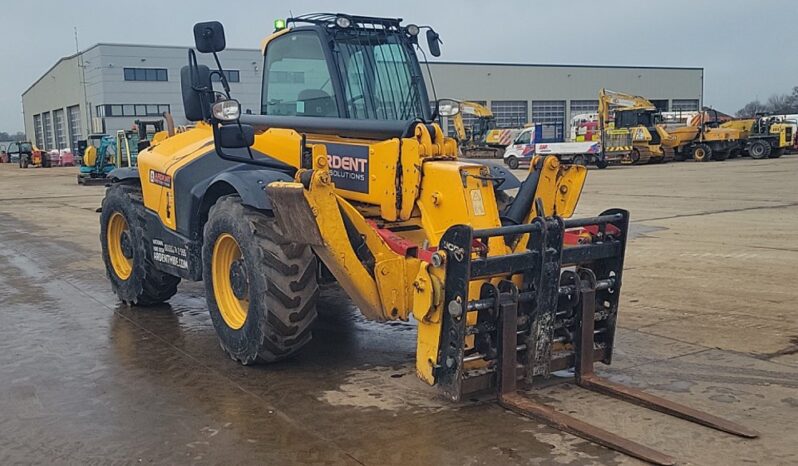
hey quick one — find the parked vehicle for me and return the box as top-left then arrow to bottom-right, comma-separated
7,141 -> 50,168
504,124 -> 600,169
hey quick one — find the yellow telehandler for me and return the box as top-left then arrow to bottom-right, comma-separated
99,15 -> 756,464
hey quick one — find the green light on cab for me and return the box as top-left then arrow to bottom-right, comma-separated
274,19 -> 286,30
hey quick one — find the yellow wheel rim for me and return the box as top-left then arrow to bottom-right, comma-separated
212,233 -> 249,330
695,148 -> 705,159
107,212 -> 133,280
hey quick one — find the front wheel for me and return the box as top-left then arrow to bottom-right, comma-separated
506,156 -> 519,170
203,195 -> 319,365
748,140 -> 771,159
692,144 -> 712,162
100,184 -> 181,305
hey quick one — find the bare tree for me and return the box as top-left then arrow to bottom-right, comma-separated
766,94 -> 792,114
736,100 -> 767,117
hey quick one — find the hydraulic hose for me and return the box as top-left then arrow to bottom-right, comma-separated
502,156 -> 546,226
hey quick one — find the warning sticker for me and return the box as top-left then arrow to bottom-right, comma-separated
470,189 -> 486,216
149,170 -> 172,188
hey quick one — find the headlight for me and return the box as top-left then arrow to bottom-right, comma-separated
406,24 -> 420,36
335,16 -> 352,28
437,98 -> 461,117
212,99 -> 241,121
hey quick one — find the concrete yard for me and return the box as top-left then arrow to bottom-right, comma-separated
0,157 -> 796,465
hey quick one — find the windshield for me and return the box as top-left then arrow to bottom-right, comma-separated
262,31 -> 339,117
261,29 -> 429,121
334,31 -> 427,120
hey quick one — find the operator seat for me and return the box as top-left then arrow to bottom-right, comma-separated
298,89 -> 336,117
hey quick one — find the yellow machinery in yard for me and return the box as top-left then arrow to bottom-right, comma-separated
720,116 -> 792,159
664,109 -> 744,162
450,100 -> 525,158
99,15 -> 757,464
597,89 -> 675,164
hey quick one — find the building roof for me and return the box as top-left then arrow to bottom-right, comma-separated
22,51 -> 81,97
23,41 -> 703,97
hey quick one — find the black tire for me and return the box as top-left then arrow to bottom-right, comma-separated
506,156 -> 519,170
769,147 -> 784,159
572,154 -> 587,166
692,144 -> 712,162
202,195 -> 318,364
629,148 -> 641,164
595,158 -> 608,169
100,183 -> 181,305
748,140 -> 771,159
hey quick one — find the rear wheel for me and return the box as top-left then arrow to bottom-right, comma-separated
203,195 -> 318,364
506,156 -> 519,170
748,140 -> 771,159
100,184 -> 181,305
692,144 -> 712,162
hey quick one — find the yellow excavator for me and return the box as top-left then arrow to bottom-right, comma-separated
450,100 -> 525,158
99,15 -> 756,464
450,100 -> 501,157
597,89 -> 675,164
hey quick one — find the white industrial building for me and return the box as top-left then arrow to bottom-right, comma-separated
22,43 -> 703,151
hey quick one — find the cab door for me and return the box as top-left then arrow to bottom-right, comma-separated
512,130 -> 534,158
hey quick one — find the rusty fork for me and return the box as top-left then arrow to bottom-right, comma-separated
497,269 -> 758,466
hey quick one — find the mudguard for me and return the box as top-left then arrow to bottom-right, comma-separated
108,167 -> 140,183
207,169 -> 294,211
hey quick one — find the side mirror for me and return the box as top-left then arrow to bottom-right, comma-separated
426,29 -> 441,57
180,64 -> 211,121
437,99 -> 461,117
219,124 -> 254,148
193,21 -> 226,53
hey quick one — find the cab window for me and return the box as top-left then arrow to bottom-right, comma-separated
262,32 -> 339,117
515,131 -> 531,145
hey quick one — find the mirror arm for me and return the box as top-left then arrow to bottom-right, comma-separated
211,51 -> 231,98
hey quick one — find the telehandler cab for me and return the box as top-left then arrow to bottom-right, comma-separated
100,14 -> 756,464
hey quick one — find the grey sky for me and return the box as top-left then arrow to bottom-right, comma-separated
2,0 -> 796,132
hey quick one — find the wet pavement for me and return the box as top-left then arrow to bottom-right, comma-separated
0,159 -> 797,465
